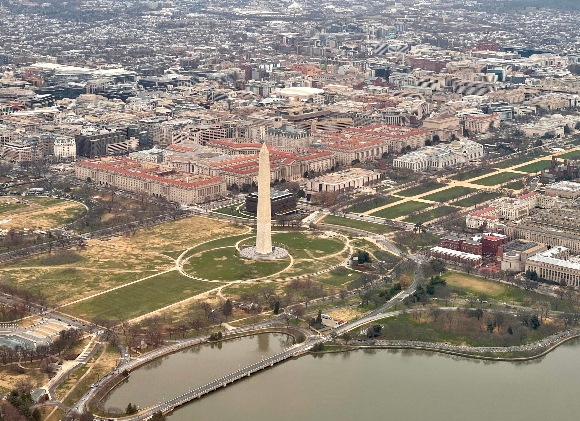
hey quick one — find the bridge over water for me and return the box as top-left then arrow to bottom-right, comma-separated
122,340 -> 318,421
68,261 -> 423,421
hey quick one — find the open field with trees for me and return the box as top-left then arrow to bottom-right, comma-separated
444,271 -> 576,312
403,206 -> 459,224
0,196 -> 86,231
352,262 -> 578,348
448,167 -> 496,181
344,196 -> 400,213
504,180 -> 525,190
453,191 -> 502,207
0,217 -> 247,307
393,231 -> 440,253
362,310 -> 565,347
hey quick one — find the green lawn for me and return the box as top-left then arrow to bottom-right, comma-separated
395,182 -> 446,197
493,152 -> 550,169
471,172 -> 522,186
316,270 -> 356,287
281,254 -> 347,279
0,202 -> 26,214
64,271 -> 218,321
2,268 -> 152,306
344,196 -> 400,213
448,167 -> 496,181
422,186 -> 477,202
272,232 -> 345,259
403,206 -> 459,224
512,160 -> 551,173
186,247 -> 290,280
504,180 -> 525,190
184,234 -> 253,256
321,215 -> 396,235
213,204 -> 255,219
453,191 -> 502,208
370,201 -> 432,219
558,150 -> 580,160
445,271 -> 576,312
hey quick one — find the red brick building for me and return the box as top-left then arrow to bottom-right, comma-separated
482,235 -> 509,256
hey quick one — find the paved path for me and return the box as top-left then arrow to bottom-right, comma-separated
44,334 -> 99,400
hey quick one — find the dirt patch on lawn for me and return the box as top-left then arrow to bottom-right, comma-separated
327,307 -> 366,322
2,199 -> 85,230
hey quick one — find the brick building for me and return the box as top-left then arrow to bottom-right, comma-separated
75,157 -> 226,204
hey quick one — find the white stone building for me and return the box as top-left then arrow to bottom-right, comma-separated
545,181 -> 580,199
525,247 -> 580,286
392,139 -> 483,172
306,168 -> 381,193
53,137 -> 76,161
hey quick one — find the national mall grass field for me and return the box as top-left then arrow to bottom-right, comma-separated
1,216 -> 356,322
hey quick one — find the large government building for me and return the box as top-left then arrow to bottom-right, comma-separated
504,207 -> 580,254
392,139 -> 484,172
75,157 -> 226,204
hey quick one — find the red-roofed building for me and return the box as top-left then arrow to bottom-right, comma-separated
466,207 -> 498,230
75,157 -> 226,204
318,124 -> 429,163
482,235 -> 509,256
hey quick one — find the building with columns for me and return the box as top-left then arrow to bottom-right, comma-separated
525,247 -> 580,286
305,168 -> 381,193
504,208 -> 580,254
392,139 -> 483,172
464,113 -> 501,134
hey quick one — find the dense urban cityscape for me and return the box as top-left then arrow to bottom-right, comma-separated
2,0 -> 580,420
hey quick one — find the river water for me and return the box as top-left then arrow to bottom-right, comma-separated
108,335 -> 580,421
104,333 -> 294,411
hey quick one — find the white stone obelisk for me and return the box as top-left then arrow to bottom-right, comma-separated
255,142 -> 272,255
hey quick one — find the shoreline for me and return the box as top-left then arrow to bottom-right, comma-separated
313,331 -> 580,362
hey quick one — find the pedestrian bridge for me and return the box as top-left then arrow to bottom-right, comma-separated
122,341 -> 316,421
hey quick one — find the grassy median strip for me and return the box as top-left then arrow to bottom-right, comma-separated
321,215 -> 396,234
471,172 -> 522,186
403,206 -> 459,224
493,152 -> 550,169
344,196 -> 400,213
370,201 -> 431,219
559,150 -> 580,160
512,160 -> 551,173
396,182 -> 446,197
453,191 -> 502,207
422,186 -> 477,202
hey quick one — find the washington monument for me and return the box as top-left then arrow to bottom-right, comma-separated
255,142 -> 272,254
